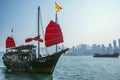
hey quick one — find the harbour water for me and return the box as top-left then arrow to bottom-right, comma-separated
0,56 -> 120,80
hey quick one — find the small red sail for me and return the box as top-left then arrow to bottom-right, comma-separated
25,35 -> 43,43
6,36 -> 16,48
45,20 -> 64,47
25,38 -> 33,43
33,35 -> 43,42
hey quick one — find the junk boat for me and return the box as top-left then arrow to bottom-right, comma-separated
2,4 -> 69,74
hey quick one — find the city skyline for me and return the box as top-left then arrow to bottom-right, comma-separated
67,38 -> 120,56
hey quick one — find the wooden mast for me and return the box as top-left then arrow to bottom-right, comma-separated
55,13 -> 58,52
11,28 -> 13,51
55,2 -> 62,52
38,6 -> 41,57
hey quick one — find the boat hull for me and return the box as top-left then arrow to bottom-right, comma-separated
93,53 -> 119,58
3,48 -> 69,74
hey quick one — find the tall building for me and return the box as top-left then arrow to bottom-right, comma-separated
80,44 -> 87,50
118,39 -> 120,49
108,43 -> 112,50
113,40 -> 117,50
92,44 -> 97,53
101,44 -> 105,53
107,43 -> 112,53
96,45 -> 101,53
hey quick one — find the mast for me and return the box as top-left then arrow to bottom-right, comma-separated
11,28 -> 13,38
11,28 -> 13,51
55,13 -> 58,52
38,6 -> 41,57
54,2 -> 62,52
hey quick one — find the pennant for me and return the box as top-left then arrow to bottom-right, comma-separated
55,2 -> 62,13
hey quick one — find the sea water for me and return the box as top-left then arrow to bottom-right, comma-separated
0,56 -> 120,80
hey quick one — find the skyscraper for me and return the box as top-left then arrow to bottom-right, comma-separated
92,44 -> 97,53
101,44 -> 105,53
118,39 -> 120,49
108,43 -> 112,50
107,43 -> 112,53
113,40 -> 117,50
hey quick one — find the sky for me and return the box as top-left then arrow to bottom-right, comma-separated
0,0 -> 120,51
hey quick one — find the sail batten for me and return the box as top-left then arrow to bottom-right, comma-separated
45,20 -> 63,47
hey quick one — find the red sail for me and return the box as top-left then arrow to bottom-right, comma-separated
6,36 -> 16,48
33,35 -> 43,42
45,20 -> 64,47
25,38 -> 33,43
25,35 -> 43,43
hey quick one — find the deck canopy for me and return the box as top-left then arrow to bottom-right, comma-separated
5,44 -> 36,56
11,44 -> 36,50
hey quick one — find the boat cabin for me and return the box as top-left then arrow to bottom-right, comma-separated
3,44 -> 37,69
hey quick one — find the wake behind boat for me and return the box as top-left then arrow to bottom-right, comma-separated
2,3 -> 69,74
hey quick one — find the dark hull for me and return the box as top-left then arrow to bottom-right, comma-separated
93,53 -> 119,58
3,48 -> 69,74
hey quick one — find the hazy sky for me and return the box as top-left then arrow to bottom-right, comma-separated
0,0 -> 120,51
